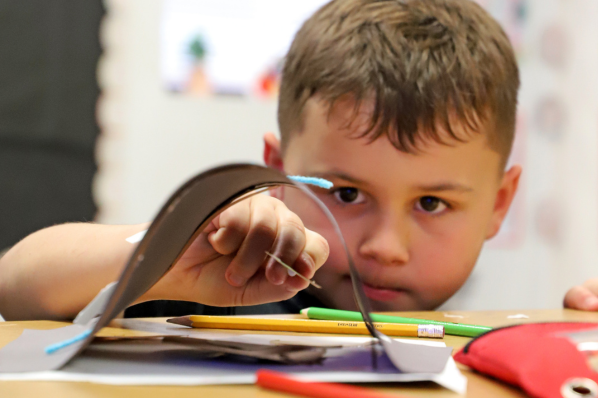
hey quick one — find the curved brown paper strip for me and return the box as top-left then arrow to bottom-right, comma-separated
0,163 -> 451,374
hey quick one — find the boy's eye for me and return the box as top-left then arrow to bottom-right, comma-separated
416,196 -> 447,214
332,187 -> 365,204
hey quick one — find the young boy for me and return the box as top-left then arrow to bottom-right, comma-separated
263,0 -> 522,313
0,0 -> 591,320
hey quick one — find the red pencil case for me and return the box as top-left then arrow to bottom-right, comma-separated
454,322 -> 598,398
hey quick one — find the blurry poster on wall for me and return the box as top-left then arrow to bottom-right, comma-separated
161,0 -> 329,98
161,0 -> 527,98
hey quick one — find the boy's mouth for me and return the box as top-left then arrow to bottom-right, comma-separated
362,283 -> 405,302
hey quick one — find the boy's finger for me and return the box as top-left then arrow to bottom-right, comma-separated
284,229 -> 329,292
564,285 -> 598,311
303,228 -> 329,271
244,230 -> 329,302
241,275 -> 300,306
208,200 -> 251,255
264,206 -> 306,286
225,198 -> 278,287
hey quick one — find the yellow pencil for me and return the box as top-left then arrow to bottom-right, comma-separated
174,315 -> 444,338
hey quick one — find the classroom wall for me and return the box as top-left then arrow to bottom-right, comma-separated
96,0 -> 277,225
96,0 -> 598,311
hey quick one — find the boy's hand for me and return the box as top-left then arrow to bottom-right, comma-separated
144,195 -> 329,307
564,278 -> 598,311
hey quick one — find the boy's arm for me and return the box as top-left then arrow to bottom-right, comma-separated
0,195 -> 328,321
564,278 -> 598,311
0,223 -> 145,321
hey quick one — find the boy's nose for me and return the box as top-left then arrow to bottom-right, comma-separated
357,215 -> 410,266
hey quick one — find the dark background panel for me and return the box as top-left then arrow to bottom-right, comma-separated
0,1 -> 104,249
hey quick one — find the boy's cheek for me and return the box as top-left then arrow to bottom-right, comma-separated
410,233 -> 481,300
428,261 -> 478,306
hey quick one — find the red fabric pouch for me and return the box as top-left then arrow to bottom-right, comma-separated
454,323 -> 598,398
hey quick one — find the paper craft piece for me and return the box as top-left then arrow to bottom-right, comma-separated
378,335 -> 451,374
109,316 -> 459,387
0,164 -> 292,372
0,164 -> 451,376
0,334 -> 467,394
163,336 -> 326,364
0,324 -> 92,372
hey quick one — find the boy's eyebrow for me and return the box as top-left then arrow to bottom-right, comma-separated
308,172 -> 473,193
310,171 -> 370,187
415,183 -> 474,193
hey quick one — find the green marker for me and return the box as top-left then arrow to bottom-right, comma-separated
300,307 -> 492,338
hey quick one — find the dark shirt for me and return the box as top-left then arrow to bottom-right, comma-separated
124,290 -> 325,318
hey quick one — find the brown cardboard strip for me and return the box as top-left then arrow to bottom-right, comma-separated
0,164 -> 450,374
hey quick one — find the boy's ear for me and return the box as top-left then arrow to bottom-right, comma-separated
263,132 -> 284,171
486,165 -> 522,239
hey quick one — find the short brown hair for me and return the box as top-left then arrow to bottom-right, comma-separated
278,0 -> 519,164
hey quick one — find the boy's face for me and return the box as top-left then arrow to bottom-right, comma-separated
264,97 -> 521,312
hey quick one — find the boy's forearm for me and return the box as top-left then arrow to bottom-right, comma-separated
0,223 -> 148,321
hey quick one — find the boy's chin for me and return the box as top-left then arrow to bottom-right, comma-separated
310,275 -> 443,312
315,286 -> 432,313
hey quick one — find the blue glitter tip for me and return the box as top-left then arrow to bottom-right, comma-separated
45,329 -> 93,354
288,175 -> 334,189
